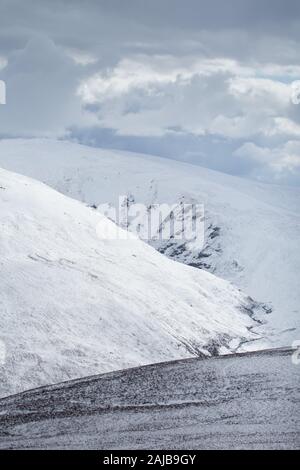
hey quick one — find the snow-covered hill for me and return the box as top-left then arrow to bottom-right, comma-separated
0,167 -> 262,398
0,139 -> 298,346
0,349 -> 297,450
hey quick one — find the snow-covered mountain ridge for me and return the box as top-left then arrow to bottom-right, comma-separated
0,167 -> 262,397
0,138 -> 298,346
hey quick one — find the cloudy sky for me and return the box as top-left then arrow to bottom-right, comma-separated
0,0 -> 300,185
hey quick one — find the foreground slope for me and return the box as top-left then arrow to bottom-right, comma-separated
0,349 -> 298,450
0,139 -> 299,345
0,168 -> 260,398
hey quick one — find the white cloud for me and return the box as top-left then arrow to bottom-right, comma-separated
64,48 -> 98,66
266,117 -> 300,138
291,80 -> 300,105
77,55 -> 300,143
235,141 -> 300,174
229,76 -> 291,107
0,56 -> 7,70
78,56 -> 255,105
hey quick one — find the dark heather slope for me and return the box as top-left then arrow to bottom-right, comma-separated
0,348 -> 299,450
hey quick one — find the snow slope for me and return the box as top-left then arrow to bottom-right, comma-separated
0,167 -> 261,398
0,138 -> 298,346
0,349 -> 298,450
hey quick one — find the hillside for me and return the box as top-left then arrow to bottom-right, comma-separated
0,139 -> 298,346
0,167 -> 261,397
0,349 -> 298,450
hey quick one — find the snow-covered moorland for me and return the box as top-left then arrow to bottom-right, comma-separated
0,167 -> 263,398
0,349 -> 297,450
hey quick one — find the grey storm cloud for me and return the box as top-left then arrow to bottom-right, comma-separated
0,35 -> 96,137
0,0 -> 300,184
1,0 -> 300,62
